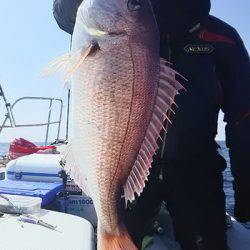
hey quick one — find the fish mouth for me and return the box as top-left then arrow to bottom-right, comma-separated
80,22 -> 126,37
108,30 -> 127,37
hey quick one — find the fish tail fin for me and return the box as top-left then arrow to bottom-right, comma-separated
98,230 -> 138,250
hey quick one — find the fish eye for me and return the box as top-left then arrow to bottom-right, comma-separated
127,0 -> 141,11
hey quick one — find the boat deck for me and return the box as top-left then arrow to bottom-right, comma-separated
146,208 -> 250,250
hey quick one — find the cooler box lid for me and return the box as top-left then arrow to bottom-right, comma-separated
0,180 -> 63,206
6,154 -> 63,183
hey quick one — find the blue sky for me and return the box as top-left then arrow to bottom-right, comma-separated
0,0 -> 249,143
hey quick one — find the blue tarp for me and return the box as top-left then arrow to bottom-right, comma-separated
0,180 -> 63,206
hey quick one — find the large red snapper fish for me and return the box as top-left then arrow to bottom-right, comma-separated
44,0 -> 184,249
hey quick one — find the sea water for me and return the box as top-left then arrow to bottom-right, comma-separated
0,141 -> 234,214
0,143 -> 9,157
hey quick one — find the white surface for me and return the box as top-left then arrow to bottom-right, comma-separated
6,154 -> 63,182
0,194 -> 42,214
0,210 -> 95,250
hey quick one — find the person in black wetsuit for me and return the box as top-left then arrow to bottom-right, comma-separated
53,0 -> 250,249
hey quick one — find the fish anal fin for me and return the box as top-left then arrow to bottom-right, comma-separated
123,59 -> 185,205
61,143 -> 89,196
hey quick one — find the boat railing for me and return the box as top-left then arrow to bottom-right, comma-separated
0,84 -> 63,146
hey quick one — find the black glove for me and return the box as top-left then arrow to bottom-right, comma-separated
53,0 -> 83,34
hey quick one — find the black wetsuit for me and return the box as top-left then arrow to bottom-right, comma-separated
53,0 -> 250,249
125,1 -> 250,249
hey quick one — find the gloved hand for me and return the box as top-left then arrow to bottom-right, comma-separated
53,0 -> 83,34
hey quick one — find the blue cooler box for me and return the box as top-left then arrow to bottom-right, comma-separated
0,180 -> 63,206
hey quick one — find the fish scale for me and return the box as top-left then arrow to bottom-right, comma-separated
72,45 -> 137,232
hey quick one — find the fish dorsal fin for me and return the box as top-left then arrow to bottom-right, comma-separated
61,143 -> 90,196
123,58 -> 186,206
40,43 -> 97,86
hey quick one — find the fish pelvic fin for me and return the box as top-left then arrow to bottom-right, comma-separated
123,58 -> 186,206
98,230 -> 138,250
40,43 -> 98,87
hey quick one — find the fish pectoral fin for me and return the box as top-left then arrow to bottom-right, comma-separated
61,143 -> 90,196
39,52 -> 72,86
40,42 -> 98,86
123,58 -> 186,207
67,42 -> 99,78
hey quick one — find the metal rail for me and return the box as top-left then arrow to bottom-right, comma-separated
0,85 -> 63,146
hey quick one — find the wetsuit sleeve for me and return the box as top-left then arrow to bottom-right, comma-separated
53,0 -> 83,34
216,29 -> 250,222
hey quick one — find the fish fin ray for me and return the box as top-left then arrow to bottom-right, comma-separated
160,57 -> 188,83
123,60 -> 185,204
40,52 -> 73,87
40,43 -> 97,87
